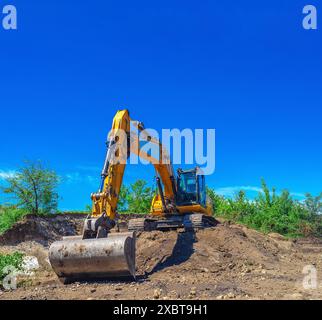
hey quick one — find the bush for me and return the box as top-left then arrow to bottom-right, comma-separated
207,179 -> 322,238
0,206 -> 27,234
0,252 -> 24,286
206,188 -> 256,221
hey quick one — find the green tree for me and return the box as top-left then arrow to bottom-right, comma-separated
257,178 -> 274,208
206,187 -> 223,212
1,161 -> 59,214
127,180 -> 154,213
304,192 -> 322,220
117,185 -> 129,212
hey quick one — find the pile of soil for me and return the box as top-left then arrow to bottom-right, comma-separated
0,214 -> 85,246
0,213 -> 148,245
0,215 -> 321,300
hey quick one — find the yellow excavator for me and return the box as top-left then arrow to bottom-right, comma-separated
49,109 -> 216,283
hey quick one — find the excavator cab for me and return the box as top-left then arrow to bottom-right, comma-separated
176,168 -> 206,207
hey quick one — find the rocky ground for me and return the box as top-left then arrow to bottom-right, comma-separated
0,214 -> 321,300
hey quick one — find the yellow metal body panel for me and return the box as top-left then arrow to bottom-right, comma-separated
150,199 -> 213,217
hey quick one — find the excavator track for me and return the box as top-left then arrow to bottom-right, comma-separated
128,213 -> 217,232
183,213 -> 217,230
127,218 -> 157,231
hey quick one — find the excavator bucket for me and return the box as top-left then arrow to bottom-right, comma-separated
49,232 -> 136,283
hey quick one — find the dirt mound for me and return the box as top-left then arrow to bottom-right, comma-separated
0,214 -> 321,300
0,214 -> 149,246
0,214 -> 84,246
135,220 -> 291,279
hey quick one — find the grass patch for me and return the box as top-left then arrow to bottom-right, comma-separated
60,211 -> 89,215
0,206 -> 27,235
0,252 -> 24,286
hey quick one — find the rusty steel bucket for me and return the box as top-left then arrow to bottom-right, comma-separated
49,232 -> 136,283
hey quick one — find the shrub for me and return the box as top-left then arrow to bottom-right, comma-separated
0,252 -> 24,286
207,179 -> 321,238
0,206 -> 27,234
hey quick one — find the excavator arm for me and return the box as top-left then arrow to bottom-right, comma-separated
88,109 -> 177,236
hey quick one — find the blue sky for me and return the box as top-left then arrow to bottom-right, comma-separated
0,0 -> 321,210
